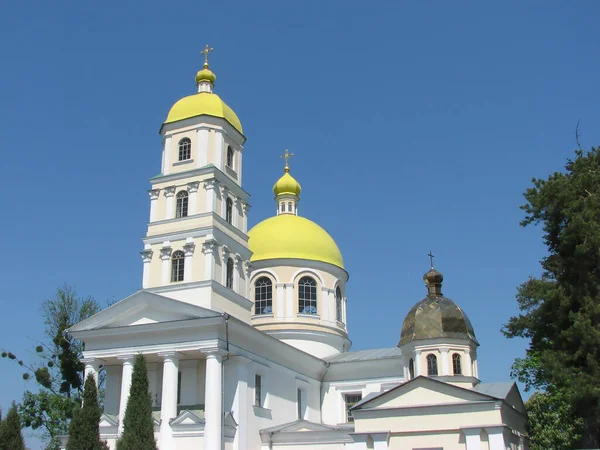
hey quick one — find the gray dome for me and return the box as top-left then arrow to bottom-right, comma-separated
398,268 -> 478,346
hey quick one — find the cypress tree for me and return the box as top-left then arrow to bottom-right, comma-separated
0,402 -> 25,450
67,373 -> 107,450
116,354 -> 157,450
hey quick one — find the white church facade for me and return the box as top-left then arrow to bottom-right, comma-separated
66,49 -> 528,450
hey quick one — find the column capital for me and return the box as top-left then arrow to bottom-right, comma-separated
221,245 -> 230,260
440,347 -> 449,354
187,181 -> 200,193
414,349 -> 422,356
243,261 -> 253,278
148,189 -> 160,200
202,238 -> 219,255
183,242 -> 195,257
157,351 -> 181,362
201,348 -> 227,357
140,249 -> 153,263
117,354 -> 136,364
203,179 -> 217,190
242,202 -> 251,214
234,253 -> 243,266
163,186 -> 176,197
218,183 -> 228,197
160,246 -> 172,260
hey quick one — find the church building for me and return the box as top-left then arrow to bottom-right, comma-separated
66,48 -> 528,450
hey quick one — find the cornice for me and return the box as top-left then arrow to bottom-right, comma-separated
250,258 -> 349,282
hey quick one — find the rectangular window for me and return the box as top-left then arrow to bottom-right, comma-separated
297,388 -> 302,419
255,374 -> 262,407
345,393 -> 362,423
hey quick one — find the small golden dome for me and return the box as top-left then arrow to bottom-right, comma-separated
195,68 -> 216,85
273,170 -> 302,197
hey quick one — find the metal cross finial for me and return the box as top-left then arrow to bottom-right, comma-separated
281,149 -> 294,171
200,44 -> 214,68
428,250 -> 435,269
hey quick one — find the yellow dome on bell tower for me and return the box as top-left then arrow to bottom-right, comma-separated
162,45 -> 243,134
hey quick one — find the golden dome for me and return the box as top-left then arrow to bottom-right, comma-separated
164,92 -> 243,134
248,215 -> 344,269
195,68 -> 216,85
273,170 -> 302,197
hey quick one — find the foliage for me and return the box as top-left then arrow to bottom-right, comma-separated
1,285 -> 102,449
66,374 -> 108,450
116,355 -> 157,450
503,147 -> 600,447
0,402 -> 25,450
526,391 -> 583,450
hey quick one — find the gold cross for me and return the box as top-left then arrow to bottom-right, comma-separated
281,149 -> 294,171
200,44 -> 214,68
428,250 -> 435,269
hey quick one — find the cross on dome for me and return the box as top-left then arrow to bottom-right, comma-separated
428,250 -> 435,269
200,44 -> 214,69
281,149 -> 294,173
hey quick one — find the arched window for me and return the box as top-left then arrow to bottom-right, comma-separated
408,358 -> 415,379
226,146 -> 234,168
287,202 -> 292,212
226,258 -> 234,289
427,354 -> 438,376
226,198 -> 233,224
298,276 -> 317,314
178,138 -> 191,161
171,251 -> 185,282
176,191 -> 188,218
335,287 -> 342,321
452,353 -> 462,375
254,277 -> 273,315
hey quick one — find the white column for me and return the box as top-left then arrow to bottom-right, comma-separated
202,238 -> 218,280
242,203 -> 250,233
164,186 -> 176,220
196,127 -> 209,168
221,246 -> 230,285
160,245 -> 172,285
243,262 -> 252,300
233,197 -> 241,228
463,428 -> 481,450
204,352 -> 223,450
82,358 -> 101,386
140,249 -> 153,289
214,131 -> 224,170
117,355 -> 135,435
275,283 -> 285,319
320,287 -> 331,321
148,189 -> 160,222
486,427 -> 506,450
219,185 -> 228,218
179,360 -> 199,406
163,135 -> 172,175
440,348 -> 449,376
204,180 -> 217,214
187,182 -> 199,215
285,283 -> 294,318
159,352 -> 180,450
414,350 -> 422,376
231,357 -> 249,450
234,254 -> 242,293
183,241 -> 195,282
464,350 -> 473,376
371,432 -> 389,450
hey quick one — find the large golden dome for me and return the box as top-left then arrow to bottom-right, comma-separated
248,215 -> 344,269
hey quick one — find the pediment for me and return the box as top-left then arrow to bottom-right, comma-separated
99,413 -> 118,428
69,290 -> 219,332
262,419 -> 347,434
354,376 -> 496,410
170,409 -> 205,427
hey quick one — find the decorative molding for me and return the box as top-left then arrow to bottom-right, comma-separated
221,245 -> 230,260
183,242 -> 196,257
173,158 -> 194,167
243,261 -> 253,278
203,179 -> 217,190
202,239 -> 219,255
157,351 -> 181,361
148,189 -> 160,200
242,202 -> 251,215
234,254 -> 243,267
163,186 -> 176,197
160,246 -> 172,260
187,181 -> 200,193
140,250 -> 153,263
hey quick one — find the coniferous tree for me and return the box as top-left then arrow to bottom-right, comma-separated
67,373 -> 108,450
116,355 -> 157,450
0,402 -> 25,450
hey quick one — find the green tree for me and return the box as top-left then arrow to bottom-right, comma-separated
503,147 -> 600,447
66,373 -> 108,450
1,285 -> 102,449
116,355 -> 157,450
0,402 -> 25,450
526,391 -> 583,450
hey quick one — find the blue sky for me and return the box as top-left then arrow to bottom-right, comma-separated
0,1 -> 599,447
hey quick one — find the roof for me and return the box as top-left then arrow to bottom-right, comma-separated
325,347 -> 402,363
471,382 -> 516,400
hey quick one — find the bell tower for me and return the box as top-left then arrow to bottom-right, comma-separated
140,47 -> 254,322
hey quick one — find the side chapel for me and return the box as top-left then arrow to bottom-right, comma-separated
66,47 -> 528,450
